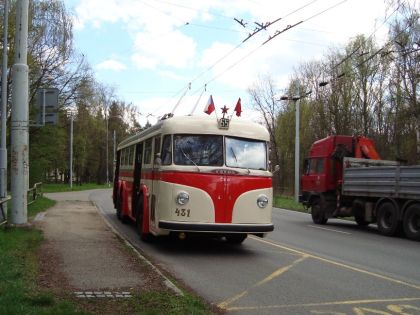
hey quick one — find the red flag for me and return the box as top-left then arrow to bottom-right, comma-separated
204,95 -> 215,115
234,97 -> 242,117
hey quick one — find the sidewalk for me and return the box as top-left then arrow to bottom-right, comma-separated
36,191 -> 170,304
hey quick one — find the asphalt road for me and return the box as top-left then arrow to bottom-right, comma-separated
90,189 -> 420,315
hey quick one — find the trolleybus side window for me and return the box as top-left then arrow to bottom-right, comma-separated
120,149 -> 125,166
161,135 -> 172,165
144,138 -> 153,165
225,137 -> 267,170
128,146 -> 134,166
174,135 -> 223,166
154,136 -> 161,163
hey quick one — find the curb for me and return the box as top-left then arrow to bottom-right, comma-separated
93,201 -> 184,296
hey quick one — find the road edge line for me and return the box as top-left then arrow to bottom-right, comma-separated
93,201 -> 184,296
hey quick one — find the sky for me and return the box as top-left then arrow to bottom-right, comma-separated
64,0 -> 409,125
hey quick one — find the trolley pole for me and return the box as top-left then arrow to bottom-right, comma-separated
10,0 -> 29,225
0,0 -> 9,219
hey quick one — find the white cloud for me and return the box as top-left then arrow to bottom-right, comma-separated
96,58 -> 127,71
131,30 -> 197,69
71,0 -> 402,110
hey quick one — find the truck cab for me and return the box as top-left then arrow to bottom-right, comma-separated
300,135 -> 354,206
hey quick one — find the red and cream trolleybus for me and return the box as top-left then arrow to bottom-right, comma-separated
113,114 -> 274,244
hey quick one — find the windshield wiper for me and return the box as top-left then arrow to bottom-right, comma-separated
230,147 -> 238,165
180,147 -> 200,172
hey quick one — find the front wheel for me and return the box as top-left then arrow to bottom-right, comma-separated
116,189 -> 122,220
225,234 -> 247,244
136,197 -> 153,242
377,202 -> 401,236
403,204 -> 420,241
311,199 -> 328,225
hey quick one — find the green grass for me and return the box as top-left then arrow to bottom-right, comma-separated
1,196 -> 213,315
28,197 -> 56,218
0,208 -> 85,314
132,291 -> 212,315
273,195 -> 307,212
42,183 -> 111,193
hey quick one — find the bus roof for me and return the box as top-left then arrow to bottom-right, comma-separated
118,115 -> 269,150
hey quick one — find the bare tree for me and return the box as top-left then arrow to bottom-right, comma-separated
248,75 -> 283,193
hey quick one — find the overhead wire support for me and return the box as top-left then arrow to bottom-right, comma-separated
262,21 -> 304,45
244,0 -> 319,43
243,17 -> 282,43
192,0 -> 349,95
264,0 -> 348,45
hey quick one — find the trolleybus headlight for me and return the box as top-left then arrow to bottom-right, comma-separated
257,195 -> 269,208
176,191 -> 190,205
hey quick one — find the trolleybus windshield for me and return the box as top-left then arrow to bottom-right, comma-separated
173,134 -> 267,170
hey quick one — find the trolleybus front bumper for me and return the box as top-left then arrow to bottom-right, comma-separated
158,221 -> 274,233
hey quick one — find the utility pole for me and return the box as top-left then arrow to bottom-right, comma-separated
294,97 -> 300,203
70,113 -> 73,189
0,0 -> 9,219
279,86 -> 311,203
113,129 -> 116,182
106,110 -> 109,187
10,0 -> 29,225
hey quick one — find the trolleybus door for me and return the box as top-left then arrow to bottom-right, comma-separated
132,143 -> 143,218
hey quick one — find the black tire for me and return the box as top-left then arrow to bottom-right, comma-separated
116,190 -> 122,220
377,202 -> 401,236
403,204 -> 420,241
353,201 -> 370,226
225,234 -> 247,244
136,196 -> 152,242
117,190 -> 130,224
311,199 -> 328,225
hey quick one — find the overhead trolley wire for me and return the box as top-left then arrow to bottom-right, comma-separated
333,0 -> 405,70
191,0 -> 349,95
176,0 -> 321,96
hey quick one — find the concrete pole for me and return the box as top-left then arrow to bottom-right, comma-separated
0,0 -> 9,219
10,0 -> 29,225
70,114 -> 73,189
294,99 -> 300,203
113,129 -> 116,182
106,111 -> 109,186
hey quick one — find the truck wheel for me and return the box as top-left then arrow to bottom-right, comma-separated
311,199 -> 328,225
377,202 -> 401,236
355,214 -> 370,227
403,204 -> 420,241
353,202 -> 370,227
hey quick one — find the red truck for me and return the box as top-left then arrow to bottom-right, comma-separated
299,135 -> 420,241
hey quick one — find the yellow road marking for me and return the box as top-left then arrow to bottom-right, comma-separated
308,224 -> 352,235
256,254 -> 309,287
218,255 -> 308,309
225,297 -> 420,312
250,236 -> 420,291
218,291 -> 248,310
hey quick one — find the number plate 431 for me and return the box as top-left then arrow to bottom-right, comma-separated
175,208 -> 191,217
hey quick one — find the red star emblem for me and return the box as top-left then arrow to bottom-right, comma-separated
221,105 -> 229,117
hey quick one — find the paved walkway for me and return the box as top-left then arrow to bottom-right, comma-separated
39,191 -> 146,291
